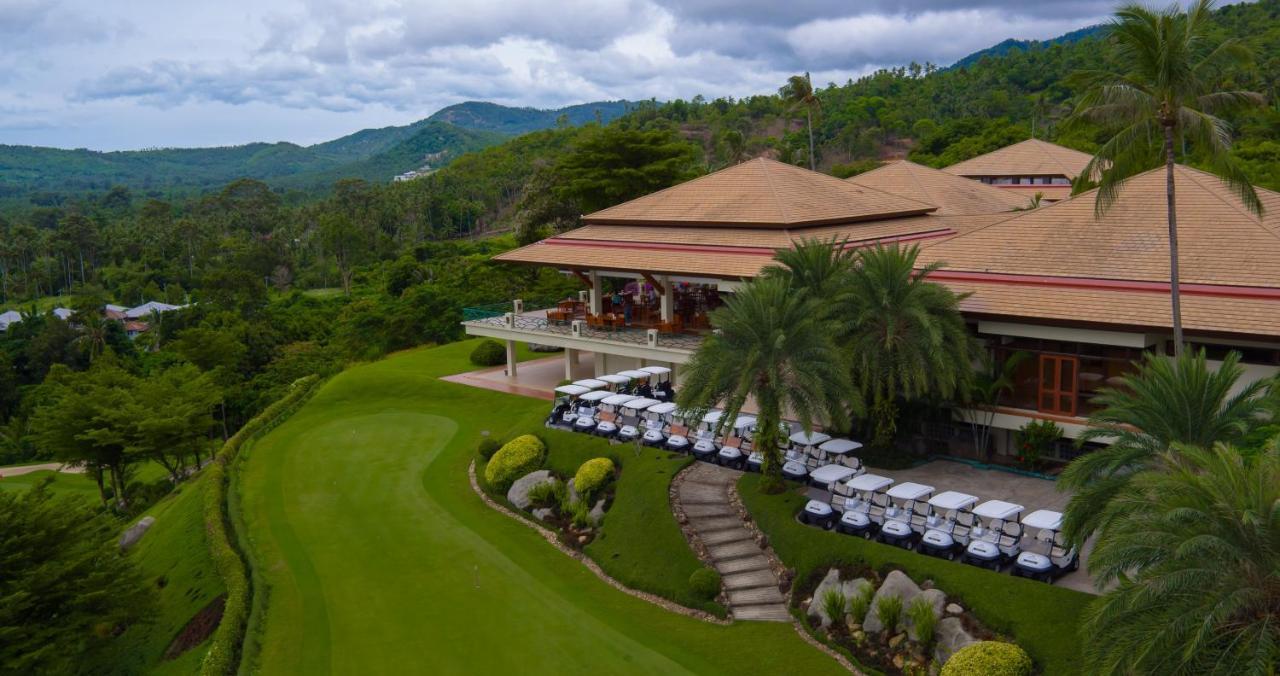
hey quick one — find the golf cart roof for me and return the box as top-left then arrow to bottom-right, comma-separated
819,438 -> 863,454
598,374 -> 631,384
731,415 -> 757,430
648,402 -> 679,414
602,393 -> 638,406
639,365 -> 671,375
846,474 -> 894,492
618,369 -> 651,379
579,390 -> 613,402
554,384 -> 592,396
928,491 -> 979,511
789,430 -> 832,446
701,410 -> 724,423
572,378 -> 607,389
810,464 -> 858,484
1022,509 -> 1064,530
887,482 -> 935,500
973,500 -> 1025,520
623,398 -> 661,411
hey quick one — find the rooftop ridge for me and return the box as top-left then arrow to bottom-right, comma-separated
759,157 -> 793,224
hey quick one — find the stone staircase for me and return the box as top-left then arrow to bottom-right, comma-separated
675,463 -> 790,622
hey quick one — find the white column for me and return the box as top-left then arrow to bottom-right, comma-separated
588,271 -> 602,315
594,352 -> 607,377
564,348 -> 577,380
659,275 -> 674,321
505,340 -> 517,380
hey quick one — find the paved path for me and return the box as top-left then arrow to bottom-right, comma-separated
0,462 -> 83,477
676,463 -> 789,622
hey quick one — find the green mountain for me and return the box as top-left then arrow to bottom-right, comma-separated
427,100 -> 633,135
949,25 -> 1106,69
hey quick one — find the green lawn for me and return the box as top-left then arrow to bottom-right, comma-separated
0,469 -> 102,497
235,340 -> 845,674
739,474 -> 1091,676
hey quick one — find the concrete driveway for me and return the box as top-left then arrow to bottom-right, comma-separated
805,459 -> 1097,594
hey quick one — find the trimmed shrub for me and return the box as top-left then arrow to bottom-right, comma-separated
876,594 -> 903,634
941,641 -> 1033,676
572,458 -> 615,499
483,435 -> 546,490
477,437 -> 501,460
469,339 -> 506,367
908,596 -> 938,647
689,567 -> 721,600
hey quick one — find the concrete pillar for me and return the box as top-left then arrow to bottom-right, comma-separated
660,275 -> 674,321
505,340 -> 517,380
568,348 -> 579,365
564,348 -> 577,380
594,352 -> 607,377
588,271 -> 602,315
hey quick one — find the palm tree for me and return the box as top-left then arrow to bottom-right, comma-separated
1072,0 -> 1265,355
838,244 -> 977,449
1081,443 -> 1279,675
762,237 -> 855,301
780,73 -> 820,170
962,351 -> 1030,461
678,276 -> 850,490
1060,348 -> 1269,544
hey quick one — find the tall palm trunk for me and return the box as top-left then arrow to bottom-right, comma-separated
1163,121 -> 1184,356
806,107 -> 815,171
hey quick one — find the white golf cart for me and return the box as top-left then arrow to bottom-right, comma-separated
597,373 -> 632,392
961,500 -> 1025,570
640,365 -> 675,401
616,398 -> 660,442
836,474 -> 895,537
745,422 -> 790,472
917,491 -> 979,560
692,411 -> 723,461
643,402 -> 678,446
783,430 -> 831,481
876,482 -> 935,549
664,409 -> 696,452
617,369 -> 653,396
1012,510 -> 1079,583
572,390 -> 613,432
594,393 -> 637,437
808,438 -> 864,489
550,384 -> 593,427
716,415 -> 756,467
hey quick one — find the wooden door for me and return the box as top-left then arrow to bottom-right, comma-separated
1038,355 -> 1079,416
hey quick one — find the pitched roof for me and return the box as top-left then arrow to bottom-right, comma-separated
125,301 -> 182,318
846,160 -> 1032,215
583,157 -> 936,228
919,164 -> 1280,289
942,139 -> 1094,179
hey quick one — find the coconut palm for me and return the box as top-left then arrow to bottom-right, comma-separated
1060,349 -> 1269,544
1081,443 -> 1279,675
780,73 -> 820,170
1072,0 -> 1265,355
677,276 -> 850,489
838,244 -> 977,450
762,237 -> 855,302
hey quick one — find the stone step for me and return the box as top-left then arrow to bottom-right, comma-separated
733,604 -> 792,622
682,477 -> 732,491
727,586 -> 787,607
722,569 -> 778,591
706,540 -> 764,562
714,556 -> 771,575
678,483 -> 729,504
700,528 -> 755,545
682,503 -> 736,518
688,516 -> 742,533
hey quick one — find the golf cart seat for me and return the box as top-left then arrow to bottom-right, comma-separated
594,411 -> 619,436
868,493 -> 890,525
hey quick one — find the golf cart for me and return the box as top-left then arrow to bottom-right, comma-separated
549,384 -> 594,427
640,365 -> 675,401
1012,510 -> 1079,583
594,393 -> 636,437
836,474 -> 895,537
877,482 -> 935,550
617,369 -> 653,397
745,422 -> 790,472
800,495 -> 837,530
664,410 -> 695,452
692,411 -> 723,461
716,415 -> 756,467
961,500 -> 1025,570
808,438 -> 864,489
917,491 -> 979,560
642,401 -> 678,446
783,430 -> 831,482
597,373 -> 632,392
617,398 -> 660,443
572,390 -> 613,432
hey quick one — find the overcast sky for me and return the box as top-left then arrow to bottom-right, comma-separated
0,0 -> 1129,151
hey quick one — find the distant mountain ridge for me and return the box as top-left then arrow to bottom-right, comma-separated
949,24 -> 1106,69
427,100 -> 633,135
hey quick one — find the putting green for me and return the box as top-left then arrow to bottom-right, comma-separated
237,342 -> 845,675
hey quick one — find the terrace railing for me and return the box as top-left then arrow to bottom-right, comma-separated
461,300 -> 704,353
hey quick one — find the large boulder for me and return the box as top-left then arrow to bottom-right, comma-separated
507,470 -> 556,510
863,570 -> 922,633
808,569 -> 843,627
933,617 -> 979,665
907,588 -> 947,641
119,516 -> 156,551
842,578 -> 873,605
589,499 -> 607,525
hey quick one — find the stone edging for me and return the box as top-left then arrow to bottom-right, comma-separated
467,460 -> 731,625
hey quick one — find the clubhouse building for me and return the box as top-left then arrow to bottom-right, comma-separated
463,141 -> 1280,463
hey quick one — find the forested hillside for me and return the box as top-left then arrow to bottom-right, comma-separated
427,100 -> 633,134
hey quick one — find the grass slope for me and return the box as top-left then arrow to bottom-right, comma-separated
738,474 -> 1090,676
237,340 -> 844,674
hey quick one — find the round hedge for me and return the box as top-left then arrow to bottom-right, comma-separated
484,435 -> 546,490
941,641 -> 1032,676
470,339 -> 506,367
477,437 -> 501,460
689,567 -> 721,600
573,458 -> 615,498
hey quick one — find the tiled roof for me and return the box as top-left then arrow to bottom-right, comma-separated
847,160 -> 1032,215
919,164 -> 1280,288
583,157 -> 936,228
942,139 -> 1094,179
991,184 -> 1076,202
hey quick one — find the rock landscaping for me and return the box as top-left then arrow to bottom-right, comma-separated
488,439 -> 618,548
799,566 -> 1011,675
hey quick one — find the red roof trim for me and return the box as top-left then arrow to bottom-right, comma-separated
542,228 -> 957,257
928,270 -> 1280,300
